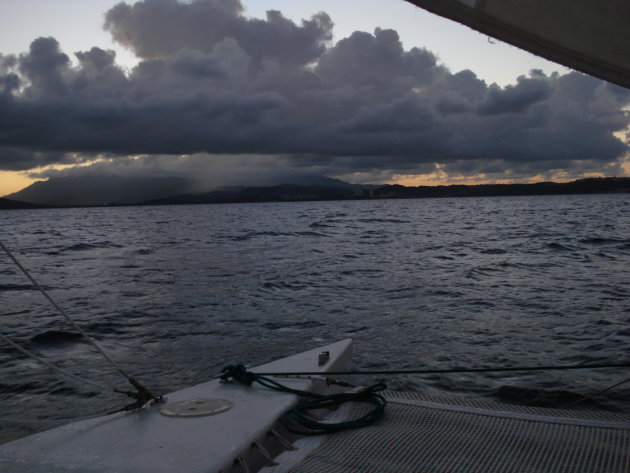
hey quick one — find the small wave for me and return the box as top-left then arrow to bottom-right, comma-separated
344,326 -> 368,334
86,320 -> 130,334
291,320 -> 327,328
262,320 -> 325,330
261,281 -> 308,291
479,248 -> 507,255
231,231 -> 294,241
3,309 -> 30,317
0,381 -> 41,394
545,242 -> 572,251
465,266 -> 504,279
238,230 -> 322,242
580,237 -> 629,245
309,221 -> 335,228
430,289 -> 464,297
50,386 -> 79,396
357,218 -> 411,224
57,241 -> 123,253
30,330 -> 84,346
468,299 -> 496,308
229,318 -> 258,324
601,288 -> 628,298
0,284 -> 37,291
340,269 -> 383,275
295,231 -> 328,237
121,291 -> 147,297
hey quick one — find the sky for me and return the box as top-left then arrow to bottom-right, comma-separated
1,0 -> 629,197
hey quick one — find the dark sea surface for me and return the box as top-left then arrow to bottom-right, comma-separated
1,194 -> 629,443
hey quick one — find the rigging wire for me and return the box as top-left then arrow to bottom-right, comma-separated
562,375 -> 630,409
0,331 -> 114,393
254,364 -> 630,410
1,241 -> 132,380
0,240 -> 161,408
253,361 -> 630,377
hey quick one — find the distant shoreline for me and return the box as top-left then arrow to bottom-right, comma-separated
1,177 -> 628,210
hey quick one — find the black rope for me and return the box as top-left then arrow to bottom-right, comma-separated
220,364 -> 387,435
254,361 -> 630,378
250,361 -> 630,411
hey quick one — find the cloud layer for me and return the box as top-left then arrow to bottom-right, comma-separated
1,0 -> 628,185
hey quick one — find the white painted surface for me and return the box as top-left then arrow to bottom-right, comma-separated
0,339 -> 353,473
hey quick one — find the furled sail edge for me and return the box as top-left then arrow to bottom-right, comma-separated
404,0 -> 630,89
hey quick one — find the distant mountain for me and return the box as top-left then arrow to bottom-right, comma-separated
283,175 -> 354,188
143,183 -> 356,205
145,177 -> 629,205
6,175 -> 628,208
0,197 -> 48,210
6,175 -> 194,206
371,177 -> 630,199
5,174 -> 356,207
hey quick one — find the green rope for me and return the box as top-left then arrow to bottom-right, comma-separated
220,364 -> 387,435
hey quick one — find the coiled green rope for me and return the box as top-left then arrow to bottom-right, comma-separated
220,364 -> 387,435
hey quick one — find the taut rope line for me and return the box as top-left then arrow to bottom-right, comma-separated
0,240 -> 160,408
0,330 -> 114,393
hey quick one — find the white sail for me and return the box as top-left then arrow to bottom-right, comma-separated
405,0 -> 630,88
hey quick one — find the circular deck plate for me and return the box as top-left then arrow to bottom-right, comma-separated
160,398 -> 233,417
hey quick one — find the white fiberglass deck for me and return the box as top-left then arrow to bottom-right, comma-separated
0,339 -> 353,473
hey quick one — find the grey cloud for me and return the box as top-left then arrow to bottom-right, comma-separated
75,47 -> 117,72
0,0 -> 628,182
433,70 -> 486,114
477,73 -> 551,115
317,29 -> 438,87
0,74 -> 20,96
0,147 -> 80,171
0,55 -> 20,95
18,37 -> 70,97
104,0 -> 332,66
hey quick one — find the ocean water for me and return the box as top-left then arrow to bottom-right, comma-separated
1,193 -> 629,442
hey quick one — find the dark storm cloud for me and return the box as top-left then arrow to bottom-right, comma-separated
477,73 -> 551,115
316,28 -> 439,90
0,147 -> 74,171
17,37 -> 70,97
0,0 -> 628,181
104,0 -> 332,66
